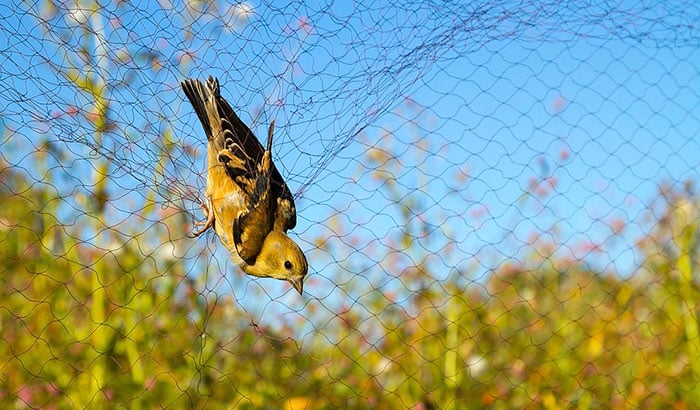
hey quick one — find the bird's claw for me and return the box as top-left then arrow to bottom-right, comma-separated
188,195 -> 215,238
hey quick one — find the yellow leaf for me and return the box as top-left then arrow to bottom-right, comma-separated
285,397 -> 313,410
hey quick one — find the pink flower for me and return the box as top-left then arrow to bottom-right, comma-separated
551,95 -> 567,114
297,16 -> 313,34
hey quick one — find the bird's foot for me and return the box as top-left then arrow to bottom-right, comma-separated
188,195 -> 215,238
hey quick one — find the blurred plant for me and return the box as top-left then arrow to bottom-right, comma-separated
294,99 -> 700,408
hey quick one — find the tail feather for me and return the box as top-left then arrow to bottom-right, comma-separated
266,120 -> 275,152
181,78 -> 214,141
204,77 -> 262,161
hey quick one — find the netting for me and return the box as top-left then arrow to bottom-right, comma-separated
1,0 -> 699,408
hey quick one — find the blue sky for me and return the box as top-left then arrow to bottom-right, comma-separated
1,1 -> 698,323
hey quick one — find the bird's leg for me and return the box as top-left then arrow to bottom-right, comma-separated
188,194 -> 215,238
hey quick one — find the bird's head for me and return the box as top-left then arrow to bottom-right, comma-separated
244,230 -> 308,294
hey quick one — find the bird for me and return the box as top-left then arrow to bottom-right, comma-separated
181,76 -> 308,294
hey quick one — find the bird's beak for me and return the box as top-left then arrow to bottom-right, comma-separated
288,277 -> 303,295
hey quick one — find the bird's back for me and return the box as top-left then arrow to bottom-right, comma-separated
181,77 -> 297,230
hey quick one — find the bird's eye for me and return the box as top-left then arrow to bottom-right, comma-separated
284,260 -> 292,270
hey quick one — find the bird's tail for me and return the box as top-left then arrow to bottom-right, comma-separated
182,76 -> 262,159
181,77 -> 217,142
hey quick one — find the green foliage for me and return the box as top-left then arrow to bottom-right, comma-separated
0,158 -> 304,408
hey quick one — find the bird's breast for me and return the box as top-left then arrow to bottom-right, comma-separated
208,185 -> 247,265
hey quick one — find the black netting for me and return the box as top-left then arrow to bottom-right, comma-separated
1,1 -> 699,408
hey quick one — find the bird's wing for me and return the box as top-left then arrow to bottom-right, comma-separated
233,175 -> 273,263
232,123 -> 278,264
213,81 -> 298,231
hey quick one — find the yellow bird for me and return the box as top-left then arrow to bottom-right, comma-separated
181,76 -> 308,294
